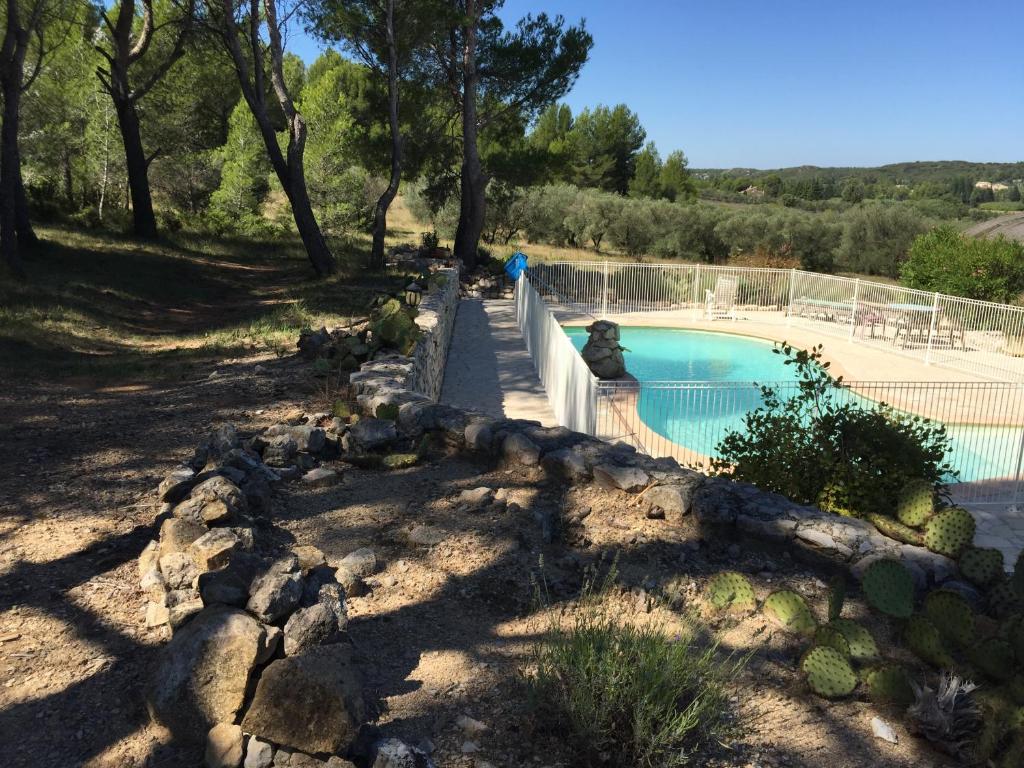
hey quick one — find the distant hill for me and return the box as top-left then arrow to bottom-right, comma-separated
694,161 -> 1024,185
965,213 -> 1024,243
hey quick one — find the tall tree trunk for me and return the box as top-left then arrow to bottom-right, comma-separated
283,115 -> 334,277
15,168 -> 37,249
114,97 -> 158,238
453,3 -> 486,271
370,0 -> 401,270
0,8 -> 27,275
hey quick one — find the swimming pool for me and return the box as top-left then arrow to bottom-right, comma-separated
564,326 -> 1022,484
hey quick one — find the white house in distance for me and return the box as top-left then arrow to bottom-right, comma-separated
975,180 -> 1011,191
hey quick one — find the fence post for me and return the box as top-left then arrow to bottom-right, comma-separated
848,278 -> 861,342
1013,413 -> 1024,509
786,269 -> 797,326
692,263 -> 703,320
601,261 -> 609,318
925,291 -> 940,365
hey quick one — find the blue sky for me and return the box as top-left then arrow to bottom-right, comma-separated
289,1 -> 1024,169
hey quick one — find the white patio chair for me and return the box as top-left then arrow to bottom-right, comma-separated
705,276 -> 738,321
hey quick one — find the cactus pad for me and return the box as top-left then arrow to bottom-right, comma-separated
923,507 -> 976,558
814,625 -> 851,656
801,646 -> 858,698
763,589 -> 817,636
959,546 -> 1005,588
828,618 -> 879,661
864,664 -> 915,705
971,637 -> 1016,682
866,513 -> 924,546
896,479 -> 935,528
924,589 -> 975,647
990,581 -> 1024,619
1013,551 -> 1024,599
381,453 -> 419,469
704,571 -> 756,613
862,558 -> 915,619
905,615 -> 954,668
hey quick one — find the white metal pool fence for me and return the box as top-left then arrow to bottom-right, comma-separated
527,261 -> 1024,383
513,273 -> 1024,507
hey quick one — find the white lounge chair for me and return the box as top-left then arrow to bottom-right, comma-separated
705,277 -> 738,320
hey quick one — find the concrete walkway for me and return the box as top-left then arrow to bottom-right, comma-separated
439,299 -> 557,425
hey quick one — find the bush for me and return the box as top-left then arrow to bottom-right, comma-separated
715,343 -> 954,514
527,577 -> 740,767
835,203 -> 931,277
901,225 -> 1024,303
607,199 -> 657,257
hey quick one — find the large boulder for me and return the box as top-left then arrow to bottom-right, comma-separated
148,606 -> 265,740
241,644 -> 365,755
342,418 -> 398,452
247,571 -> 303,623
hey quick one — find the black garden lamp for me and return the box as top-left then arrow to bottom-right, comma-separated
405,281 -> 423,307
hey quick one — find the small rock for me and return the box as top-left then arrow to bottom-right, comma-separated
205,722 -> 244,768
502,433 -> 540,466
337,547 -> 377,577
189,529 -> 241,572
460,741 -> 479,754
593,464 -> 649,492
158,466 -> 198,503
343,418 -> 398,451
247,572 -> 303,623
293,545 -> 327,573
456,714 -> 487,736
169,597 -> 206,628
255,625 -> 283,665
243,737 -> 274,768
283,603 -> 343,655
263,435 -> 299,467
871,716 -> 898,745
159,518 -> 209,558
146,601 -> 170,628
160,552 -> 200,590
302,467 -> 339,487
464,421 -> 493,451
458,487 -> 494,507
333,567 -> 368,597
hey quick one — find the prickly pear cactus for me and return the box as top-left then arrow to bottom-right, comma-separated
862,558 -> 915,619
828,618 -> 879,661
959,546 -> 1005,588
1005,616 -> 1024,661
1012,551 -> 1024,599
896,478 -> 935,528
381,453 -> 418,469
923,507 -> 976,558
705,571 -> 757,613
375,403 -> 400,422
801,646 -> 858,698
763,589 -> 817,636
827,574 -> 846,622
971,637 -> 1016,682
866,513 -> 924,546
989,581 -> 1024,619
924,589 -> 975,647
814,625 -> 851,657
905,614 -> 955,668
864,664 -> 915,705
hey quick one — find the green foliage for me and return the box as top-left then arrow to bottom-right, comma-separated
527,600 -> 740,767
902,225 -> 1024,302
704,571 -> 756,613
827,575 -> 846,622
628,142 -> 663,199
368,297 -> 421,354
896,479 -> 936,528
971,638 -> 1016,682
715,343 -> 954,513
959,547 -> 1005,588
923,507 -> 977,558
206,103 -> 275,236
381,453 -> 419,469
862,559 -> 915,619
565,104 -> 646,194
375,403 -> 400,422
763,590 -> 817,635
800,646 -> 858,698
989,581 -> 1023,619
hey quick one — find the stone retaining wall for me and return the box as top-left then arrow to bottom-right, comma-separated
405,268 -> 459,401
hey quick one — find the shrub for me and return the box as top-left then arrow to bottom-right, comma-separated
901,225 -> 1024,303
835,203 -> 931,277
607,199 -> 657,257
527,584 -> 740,767
714,343 -> 954,514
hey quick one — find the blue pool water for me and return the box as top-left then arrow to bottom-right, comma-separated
564,326 -> 1021,484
